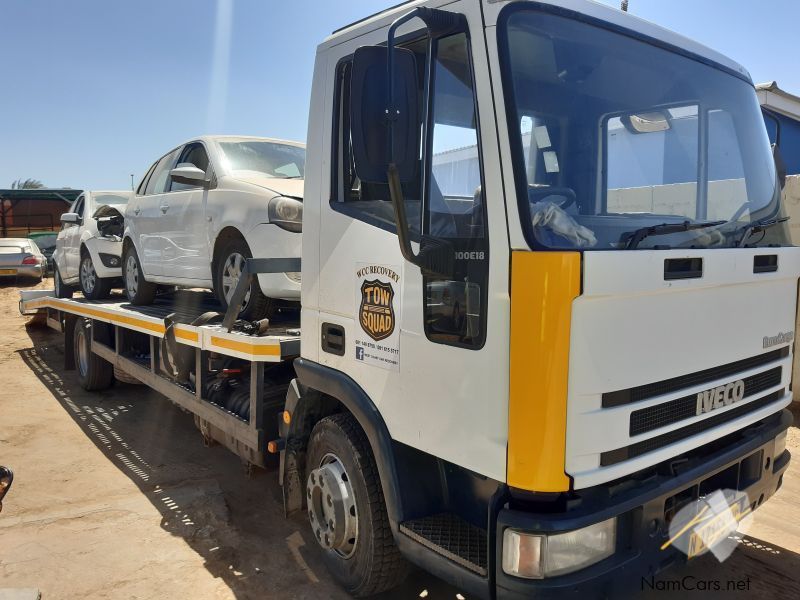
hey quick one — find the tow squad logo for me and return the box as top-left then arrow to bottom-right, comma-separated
359,279 -> 395,341
695,379 -> 745,416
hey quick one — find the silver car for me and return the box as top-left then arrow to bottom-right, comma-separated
0,238 -> 45,282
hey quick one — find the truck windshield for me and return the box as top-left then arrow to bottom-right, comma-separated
499,9 -> 786,250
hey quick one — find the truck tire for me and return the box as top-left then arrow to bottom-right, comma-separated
123,244 -> 157,305
54,266 -> 73,299
214,237 -> 275,321
74,318 -> 114,391
79,252 -> 112,300
305,413 -> 408,597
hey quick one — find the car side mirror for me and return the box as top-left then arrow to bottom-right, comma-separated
170,163 -> 210,188
0,466 -> 13,513
60,212 -> 80,225
350,45 -> 420,184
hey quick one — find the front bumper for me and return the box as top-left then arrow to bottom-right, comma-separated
245,223 -> 301,300
85,237 -> 123,279
495,409 -> 791,599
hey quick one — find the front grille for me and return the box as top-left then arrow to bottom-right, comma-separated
629,367 -> 782,436
602,348 -> 788,408
601,389 -> 785,466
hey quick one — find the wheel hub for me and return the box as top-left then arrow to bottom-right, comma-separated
221,252 -> 251,307
75,325 -> 89,376
126,255 -> 138,296
307,453 -> 358,558
81,258 -> 96,293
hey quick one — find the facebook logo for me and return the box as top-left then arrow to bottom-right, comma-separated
355,347 -> 365,361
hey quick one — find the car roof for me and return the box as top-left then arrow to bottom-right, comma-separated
191,135 -> 306,149
0,238 -> 32,244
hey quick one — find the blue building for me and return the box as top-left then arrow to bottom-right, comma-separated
758,82 -> 800,175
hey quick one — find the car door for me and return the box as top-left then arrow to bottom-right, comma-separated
63,194 -> 85,279
134,148 -> 181,277
160,142 -> 213,281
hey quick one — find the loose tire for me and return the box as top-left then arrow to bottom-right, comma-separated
305,414 -> 408,597
54,266 -> 73,299
123,244 -> 157,305
74,318 -> 114,391
214,237 -> 274,321
79,252 -> 112,300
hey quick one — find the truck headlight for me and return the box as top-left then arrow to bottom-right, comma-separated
268,196 -> 303,233
502,517 -> 616,579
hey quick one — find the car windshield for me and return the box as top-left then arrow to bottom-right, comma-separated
218,141 -> 306,179
500,9 -> 786,250
94,193 -> 129,206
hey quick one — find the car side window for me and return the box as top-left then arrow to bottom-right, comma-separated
137,161 -> 158,195
170,143 -> 211,192
145,148 -> 180,195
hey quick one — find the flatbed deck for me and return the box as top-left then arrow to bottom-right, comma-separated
20,289 -> 301,361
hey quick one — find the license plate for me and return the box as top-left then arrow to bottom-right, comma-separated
687,496 -> 747,559
0,268 -> 17,275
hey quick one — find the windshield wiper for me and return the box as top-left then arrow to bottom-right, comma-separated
621,220 -> 725,249
735,216 -> 789,247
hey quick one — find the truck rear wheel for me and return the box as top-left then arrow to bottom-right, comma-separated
74,318 -> 114,391
305,413 -> 408,597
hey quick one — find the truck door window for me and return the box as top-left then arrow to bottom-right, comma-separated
330,39 -> 427,236
423,32 -> 487,349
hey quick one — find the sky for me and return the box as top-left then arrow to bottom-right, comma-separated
1,0 -> 798,191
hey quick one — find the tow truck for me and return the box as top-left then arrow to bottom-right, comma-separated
20,1 -> 799,597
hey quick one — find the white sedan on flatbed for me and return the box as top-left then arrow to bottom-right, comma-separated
123,135 -> 304,320
53,190 -> 131,299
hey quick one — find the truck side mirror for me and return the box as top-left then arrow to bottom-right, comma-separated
350,45 -> 419,184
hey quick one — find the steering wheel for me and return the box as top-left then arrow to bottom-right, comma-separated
527,185 -> 577,210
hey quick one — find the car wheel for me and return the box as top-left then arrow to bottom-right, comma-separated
73,317 -> 114,391
54,266 -> 73,299
79,253 -> 112,300
214,238 -> 274,321
123,245 -> 156,305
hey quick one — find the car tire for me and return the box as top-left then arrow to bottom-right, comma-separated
79,253 -> 112,300
214,237 -> 275,321
74,317 -> 114,391
54,266 -> 73,299
305,413 -> 409,597
123,244 -> 157,305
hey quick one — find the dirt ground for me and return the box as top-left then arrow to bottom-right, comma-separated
1,277 -> 800,600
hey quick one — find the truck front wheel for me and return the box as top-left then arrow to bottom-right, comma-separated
305,413 -> 408,597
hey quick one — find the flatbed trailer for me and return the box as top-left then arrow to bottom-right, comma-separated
19,289 -> 300,471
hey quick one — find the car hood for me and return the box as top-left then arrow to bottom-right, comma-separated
229,173 -> 304,200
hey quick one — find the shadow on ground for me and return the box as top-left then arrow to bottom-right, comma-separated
17,321 -> 460,599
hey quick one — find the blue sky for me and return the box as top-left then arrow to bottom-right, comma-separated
1,0 -> 798,190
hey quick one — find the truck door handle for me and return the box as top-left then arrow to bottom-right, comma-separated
321,323 -> 346,356
160,204 -> 170,213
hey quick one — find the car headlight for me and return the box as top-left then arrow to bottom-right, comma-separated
502,517 -> 616,579
268,196 -> 303,233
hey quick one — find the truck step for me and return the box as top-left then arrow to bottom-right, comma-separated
399,513 -> 487,576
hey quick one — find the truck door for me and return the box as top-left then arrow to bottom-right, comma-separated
315,3 -> 510,480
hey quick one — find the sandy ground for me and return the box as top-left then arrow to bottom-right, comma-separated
1,276 -> 799,599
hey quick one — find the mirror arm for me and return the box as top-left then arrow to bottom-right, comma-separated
387,163 -> 417,266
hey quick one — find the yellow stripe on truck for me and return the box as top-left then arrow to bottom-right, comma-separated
508,251 -> 580,492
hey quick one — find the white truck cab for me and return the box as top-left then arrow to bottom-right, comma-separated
284,0 -> 799,597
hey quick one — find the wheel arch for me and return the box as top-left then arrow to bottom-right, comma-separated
286,358 -> 405,527
212,226 -> 247,267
